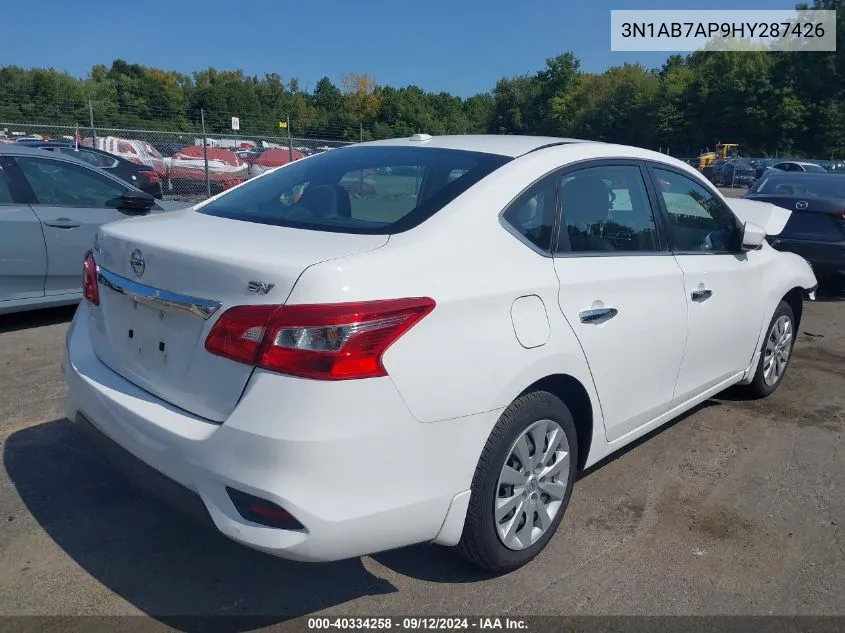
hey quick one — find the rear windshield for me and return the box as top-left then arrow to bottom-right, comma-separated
198,145 -> 511,234
750,175 -> 845,198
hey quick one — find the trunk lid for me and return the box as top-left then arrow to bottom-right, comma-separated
89,209 -> 388,422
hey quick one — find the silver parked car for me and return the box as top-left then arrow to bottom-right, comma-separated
0,145 -> 186,315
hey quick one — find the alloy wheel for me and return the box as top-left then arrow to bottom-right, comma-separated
763,314 -> 793,386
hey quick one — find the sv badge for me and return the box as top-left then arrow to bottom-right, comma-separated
247,281 -> 275,295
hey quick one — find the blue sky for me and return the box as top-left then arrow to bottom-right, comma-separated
0,0 -> 799,97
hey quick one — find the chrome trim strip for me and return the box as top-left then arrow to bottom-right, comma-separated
97,266 -> 221,320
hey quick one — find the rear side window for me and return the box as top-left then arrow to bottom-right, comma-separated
558,165 -> 659,253
501,176 -> 557,252
198,146 -> 511,234
56,147 -> 116,169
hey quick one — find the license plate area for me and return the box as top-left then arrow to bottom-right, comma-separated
102,290 -> 205,381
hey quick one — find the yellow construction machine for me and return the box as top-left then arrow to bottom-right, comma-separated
698,143 -> 740,171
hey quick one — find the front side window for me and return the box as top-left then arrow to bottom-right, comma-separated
653,168 -> 742,253
557,165 -> 659,253
15,156 -> 126,207
198,146 -> 511,234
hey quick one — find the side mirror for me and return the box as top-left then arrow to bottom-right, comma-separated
741,221 -> 766,251
117,190 -> 155,213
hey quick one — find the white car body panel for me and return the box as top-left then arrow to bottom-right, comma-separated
671,251 -> 766,403
91,210 -> 388,421
552,255 -> 687,443
62,135 -> 818,564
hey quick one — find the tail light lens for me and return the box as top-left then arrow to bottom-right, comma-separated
205,298 -> 435,380
138,170 -> 159,183
82,250 -> 99,305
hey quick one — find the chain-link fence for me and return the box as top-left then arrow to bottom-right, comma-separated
0,121 -> 354,202
4,118 -> 844,203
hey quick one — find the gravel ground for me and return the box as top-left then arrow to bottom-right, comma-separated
0,293 -> 843,630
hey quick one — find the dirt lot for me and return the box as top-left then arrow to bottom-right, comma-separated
0,295 -> 843,627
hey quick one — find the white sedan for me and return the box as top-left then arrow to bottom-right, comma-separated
63,134 -> 817,573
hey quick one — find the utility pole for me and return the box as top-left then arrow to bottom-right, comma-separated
201,108 -> 211,198
88,99 -> 96,145
286,115 -> 293,163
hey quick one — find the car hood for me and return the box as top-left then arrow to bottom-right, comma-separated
725,198 -> 791,236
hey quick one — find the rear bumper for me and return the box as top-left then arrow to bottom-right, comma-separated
73,412 -> 215,529
62,305 -> 496,561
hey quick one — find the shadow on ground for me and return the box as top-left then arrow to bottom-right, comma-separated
0,305 -> 77,334
4,419 -> 401,632
4,401 -> 740,618
3,390 -> 741,623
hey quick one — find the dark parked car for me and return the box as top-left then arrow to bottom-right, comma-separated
745,172 -> 845,284
712,159 -> 756,187
15,140 -> 163,198
749,158 -> 774,179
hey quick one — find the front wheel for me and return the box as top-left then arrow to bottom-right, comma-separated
454,391 -> 578,573
744,300 -> 796,398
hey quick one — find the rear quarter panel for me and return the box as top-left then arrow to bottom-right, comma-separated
285,148 -> 609,465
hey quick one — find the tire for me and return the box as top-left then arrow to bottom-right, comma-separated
743,300 -> 796,399
454,391 -> 578,574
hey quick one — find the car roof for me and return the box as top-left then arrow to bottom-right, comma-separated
356,134 -> 595,158
15,140 -> 74,147
0,142 -> 116,169
776,160 -> 821,167
343,134 -> 704,178
761,170 -> 837,177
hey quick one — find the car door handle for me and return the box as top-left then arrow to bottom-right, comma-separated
44,218 -> 81,229
579,307 -> 618,324
691,288 -> 713,302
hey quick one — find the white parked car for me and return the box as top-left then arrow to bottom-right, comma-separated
63,134 -> 817,573
766,160 -> 828,174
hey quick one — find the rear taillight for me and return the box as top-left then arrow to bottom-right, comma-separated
138,170 -> 159,183
205,298 -> 435,380
82,250 -> 99,305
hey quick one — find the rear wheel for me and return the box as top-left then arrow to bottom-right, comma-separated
744,300 -> 796,398
454,391 -> 578,573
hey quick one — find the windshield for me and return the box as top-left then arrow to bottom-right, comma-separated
198,145 -> 511,234
749,174 -> 845,198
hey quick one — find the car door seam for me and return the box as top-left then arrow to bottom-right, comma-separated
30,203 -> 50,296
548,255 -> 609,435
669,254 -> 692,404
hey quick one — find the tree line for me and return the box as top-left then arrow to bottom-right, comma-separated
0,0 -> 841,158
